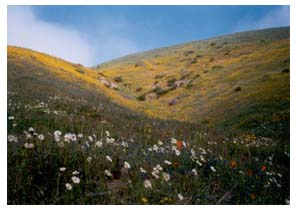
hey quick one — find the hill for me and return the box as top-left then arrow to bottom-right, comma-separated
94,27 -> 290,139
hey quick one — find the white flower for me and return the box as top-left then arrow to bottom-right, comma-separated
190,149 -> 197,159
87,156 -> 93,163
70,134 -> 77,142
285,199 -> 290,205
106,137 -> 115,144
95,141 -> 103,148
88,136 -> 93,141
153,144 -> 158,151
192,168 -> 198,176
196,160 -> 202,166
171,145 -> 177,151
140,167 -> 147,174
105,131 -> 110,137
121,141 -> 128,148
183,141 -> 187,148
164,160 -> 172,165
71,176 -> 80,184
8,135 -> 17,142
72,170 -> 80,175
54,135 -> 61,142
104,169 -> 112,177
59,167 -> 66,172
158,140 -> 163,146
175,150 -> 181,156
54,130 -> 62,136
38,134 -> 44,141
28,127 -> 34,132
8,116 -> 14,120
78,133 -> 83,138
178,193 -> 184,201
106,155 -> 112,162
210,166 -> 216,172
24,143 -> 34,149
151,171 -> 160,179
171,138 -> 177,144
124,161 -> 131,169
162,172 -> 170,182
65,183 -> 73,190
25,133 -> 32,140
155,164 -> 163,171
144,179 -> 152,189
200,155 -> 206,162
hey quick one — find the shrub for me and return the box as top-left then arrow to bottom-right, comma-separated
186,83 -> 193,89
75,68 -> 85,74
212,65 -> 224,70
154,74 -> 165,79
114,76 -> 123,83
183,50 -> 194,56
137,93 -> 146,101
135,87 -> 142,92
167,78 -> 177,87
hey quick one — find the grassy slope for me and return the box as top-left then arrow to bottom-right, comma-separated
7,45 -> 205,140
95,27 -> 290,139
7,27 -> 290,204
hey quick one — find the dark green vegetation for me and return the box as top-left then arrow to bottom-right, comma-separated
7,27 -> 290,204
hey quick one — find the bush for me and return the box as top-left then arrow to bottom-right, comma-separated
114,76 -> 123,83
135,87 -> 142,92
184,50 -> 194,56
137,93 -> 146,101
167,78 -> 177,87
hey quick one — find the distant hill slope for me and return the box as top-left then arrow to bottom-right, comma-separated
7,46 -> 204,139
94,27 -> 290,138
8,27 -> 290,139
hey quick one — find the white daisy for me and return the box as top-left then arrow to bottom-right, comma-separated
71,176 -> 80,184
106,155 -> 112,162
178,193 -> 184,201
65,183 -> 73,190
124,161 -> 131,169
59,167 -> 66,172
144,179 -> 152,189
162,172 -> 170,182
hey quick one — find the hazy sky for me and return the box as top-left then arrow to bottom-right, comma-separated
8,5 -> 290,66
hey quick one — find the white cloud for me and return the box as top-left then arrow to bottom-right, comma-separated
8,6 -> 95,66
234,6 -> 290,32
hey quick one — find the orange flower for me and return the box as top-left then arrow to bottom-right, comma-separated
261,165 -> 267,171
230,160 -> 237,168
247,169 -> 253,176
176,140 -> 183,151
172,162 -> 178,167
250,193 -> 256,200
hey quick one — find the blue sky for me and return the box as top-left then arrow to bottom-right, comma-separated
8,5 -> 290,66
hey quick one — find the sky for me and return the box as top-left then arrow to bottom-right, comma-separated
7,5 -> 290,66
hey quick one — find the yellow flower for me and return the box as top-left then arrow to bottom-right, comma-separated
141,197 -> 148,203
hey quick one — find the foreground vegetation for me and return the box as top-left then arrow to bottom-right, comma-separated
7,91 -> 289,204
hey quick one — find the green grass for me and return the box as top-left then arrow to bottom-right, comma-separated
7,91 -> 289,204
